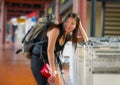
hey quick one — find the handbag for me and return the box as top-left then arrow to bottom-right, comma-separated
40,63 -> 51,78
39,45 -> 51,78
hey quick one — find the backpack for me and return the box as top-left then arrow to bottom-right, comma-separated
16,14 -> 57,59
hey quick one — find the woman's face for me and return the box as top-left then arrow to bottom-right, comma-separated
64,17 -> 76,34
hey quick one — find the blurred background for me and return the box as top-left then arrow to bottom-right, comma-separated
1,0 -> 120,44
0,0 -> 120,85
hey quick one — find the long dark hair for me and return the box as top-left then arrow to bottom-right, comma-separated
64,13 -> 81,49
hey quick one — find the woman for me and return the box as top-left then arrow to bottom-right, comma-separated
31,13 -> 88,85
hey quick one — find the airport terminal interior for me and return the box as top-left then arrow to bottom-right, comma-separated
0,0 -> 120,85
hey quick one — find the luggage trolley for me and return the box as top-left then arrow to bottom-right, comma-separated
88,37 -> 120,85
67,42 -> 93,85
61,37 -> 120,85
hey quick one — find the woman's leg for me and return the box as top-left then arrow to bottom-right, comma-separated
31,54 -> 48,85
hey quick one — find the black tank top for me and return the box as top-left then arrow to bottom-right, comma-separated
42,23 -> 70,55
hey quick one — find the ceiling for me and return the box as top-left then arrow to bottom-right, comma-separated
3,0 -> 53,20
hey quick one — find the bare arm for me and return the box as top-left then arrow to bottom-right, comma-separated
79,21 -> 89,42
47,27 -> 59,76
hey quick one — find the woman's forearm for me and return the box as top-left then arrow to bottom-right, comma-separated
79,22 -> 89,42
47,50 -> 56,75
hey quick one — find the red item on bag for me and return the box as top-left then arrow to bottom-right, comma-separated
40,63 -> 51,78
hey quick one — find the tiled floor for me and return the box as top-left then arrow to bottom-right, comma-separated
0,43 -> 36,85
0,42 -> 69,85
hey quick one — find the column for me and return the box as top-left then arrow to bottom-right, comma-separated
0,0 -> 6,44
90,0 -> 96,37
0,1 -> 1,29
44,2 -> 48,16
73,0 -> 87,28
55,0 -> 61,23
0,0 -> 2,44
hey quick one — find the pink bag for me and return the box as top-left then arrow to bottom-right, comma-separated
40,63 -> 51,78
